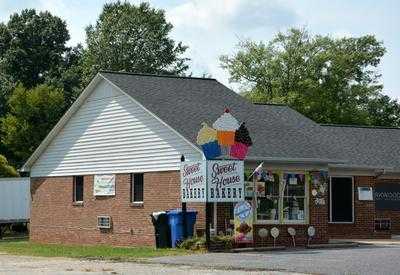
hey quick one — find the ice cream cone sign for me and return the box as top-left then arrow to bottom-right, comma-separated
196,109 -> 253,160
196,122 -> 221,160
213,108 -> 239,146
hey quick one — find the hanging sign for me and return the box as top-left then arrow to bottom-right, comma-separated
180,161 -> 207,202
234,201 -> 253,243
180,160 -> 245,202
94,174 -> 115,196
207,160 -> 244,202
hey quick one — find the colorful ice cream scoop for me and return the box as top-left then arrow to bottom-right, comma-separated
196,122 -> 221,159
230,122 -> 252,160
212,108 -> 239,146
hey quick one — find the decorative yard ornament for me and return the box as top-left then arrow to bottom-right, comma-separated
307,226 -> 316,246
258,228 -> 269,238
270,227 -> 280,247
287,227 -> 296,247
197,108 -> 253,160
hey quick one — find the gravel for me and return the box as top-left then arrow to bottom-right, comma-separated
0,253 -> 298,275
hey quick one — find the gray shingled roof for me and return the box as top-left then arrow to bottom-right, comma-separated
321,125 -> 400,170
100,71 -> 344,163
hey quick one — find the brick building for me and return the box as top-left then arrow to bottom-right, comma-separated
22,71 -> 400,247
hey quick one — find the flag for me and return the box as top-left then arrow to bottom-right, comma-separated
248,162 -> 264,180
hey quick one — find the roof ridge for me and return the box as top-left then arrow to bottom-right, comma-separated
254,102 -> 287,106
321,123 -> 400,130
99,70 -> 217,81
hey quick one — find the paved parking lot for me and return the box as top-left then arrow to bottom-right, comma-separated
151,244 -> 400,275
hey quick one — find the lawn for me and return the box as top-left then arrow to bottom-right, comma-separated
0,239 -> 192,261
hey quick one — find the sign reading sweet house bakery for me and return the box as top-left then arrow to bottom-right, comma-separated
207,160 -> 244,202
180,161 -> 207,202
180,160 -> 244,202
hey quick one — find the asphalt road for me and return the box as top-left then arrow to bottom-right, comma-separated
151,244 -> 400,275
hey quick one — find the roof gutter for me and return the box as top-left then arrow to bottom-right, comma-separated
246,156 -> 347,165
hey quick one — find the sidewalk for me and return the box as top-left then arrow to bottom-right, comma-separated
330,237 -> 400,245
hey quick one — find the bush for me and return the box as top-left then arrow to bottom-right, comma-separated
179,235 -> 234,251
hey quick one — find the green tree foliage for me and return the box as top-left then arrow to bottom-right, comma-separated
83,1 -> 189,82
0,9 -> 70,88
1,84 -> 64,165
0,154 -> 18,177
45,44 -> 85,109
220,28 -> 399,126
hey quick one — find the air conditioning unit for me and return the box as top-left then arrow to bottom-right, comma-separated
97,216 -> 112,229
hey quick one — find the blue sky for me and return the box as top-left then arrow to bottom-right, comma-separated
0,0 -> 399,99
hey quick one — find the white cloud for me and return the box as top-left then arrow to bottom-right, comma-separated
166,0 -> 298,89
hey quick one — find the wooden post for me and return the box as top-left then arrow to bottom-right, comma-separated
205,202 -> 211,251
181,155 -> 188,239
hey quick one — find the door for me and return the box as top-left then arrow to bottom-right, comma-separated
330,177 -> 354,223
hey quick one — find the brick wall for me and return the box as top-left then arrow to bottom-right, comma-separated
328,176 -> 390,239
30,172 -> 205,246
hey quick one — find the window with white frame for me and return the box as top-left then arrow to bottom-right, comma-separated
282,173 -> 306,222
252,171 -> 308,224
256,172 -> 280,222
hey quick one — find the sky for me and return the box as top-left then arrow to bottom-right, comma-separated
0,0 -> 399,99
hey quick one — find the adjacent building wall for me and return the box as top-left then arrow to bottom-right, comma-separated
30,172 -> 205,246
328,176 -> 391,239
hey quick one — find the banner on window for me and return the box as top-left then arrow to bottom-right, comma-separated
207,160 -> 245,202
180,161 -> 207,202
234,201 -> 253,243
94,174 -> 115,196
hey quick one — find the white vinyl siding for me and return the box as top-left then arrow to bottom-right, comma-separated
30,80 -> 202,177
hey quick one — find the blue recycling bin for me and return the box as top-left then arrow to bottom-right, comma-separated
167,209 -> 197,248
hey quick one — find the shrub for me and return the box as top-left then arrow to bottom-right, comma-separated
179,235 -> 234,251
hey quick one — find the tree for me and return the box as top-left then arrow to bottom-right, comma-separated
0,9 -> 70,88
366,95 -> 400,127
83,1 -> 188,82
220,28 -> 399,126
45,45 -> 85,110
1,84 -> 65,166
0,155 -> 18,177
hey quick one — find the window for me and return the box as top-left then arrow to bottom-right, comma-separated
330,177 -> 353,223
73,176 -> 84,202
252,171 -> 308,224
256,172 -> 280,222
131,173 -> 144,203
282,173 -> 306,221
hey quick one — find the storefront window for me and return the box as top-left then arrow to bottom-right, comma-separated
282,173 -> 306,221
256,172 -> 279,221
247,170 -> 309,224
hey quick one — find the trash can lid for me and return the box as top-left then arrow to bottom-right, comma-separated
152,211 -> 166,219
167,208 -> 197,214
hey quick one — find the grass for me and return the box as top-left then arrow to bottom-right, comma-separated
0,238 -> 192,261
